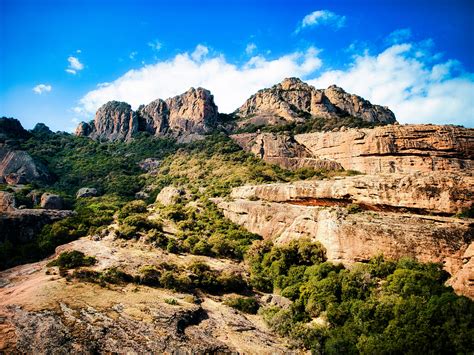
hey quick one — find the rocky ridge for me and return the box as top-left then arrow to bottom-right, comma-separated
235,77 -> 396,127
76,88 -> 219,141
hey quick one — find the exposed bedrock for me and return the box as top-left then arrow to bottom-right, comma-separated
295,124 -> 474,174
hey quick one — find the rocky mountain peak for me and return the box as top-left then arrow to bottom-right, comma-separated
236,78 -> 397,128
76,87 -> 219,141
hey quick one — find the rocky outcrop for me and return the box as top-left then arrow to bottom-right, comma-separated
231,132 -> 343,171
76,88 -> 219,141
76,188 -> 98,198
166,87 -> 219,135
0,191 -> 16,212
236,78 -> 396,127
156,186 -> 184,206
229,173 -> 473,216
31,123 -> 52,135
295,124 -> 474,174
90,101 -> 139,141
0,146 -> 51,185
216,176 -> 474,297
40,193 -> 63,210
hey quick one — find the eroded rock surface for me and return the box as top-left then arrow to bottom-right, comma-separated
236,78 -> 396,127
76,88 -> 219,141
0,146 -> 50,185
295,124 -> 474,174
231,132 -> 342,171
216,174 -> 474,298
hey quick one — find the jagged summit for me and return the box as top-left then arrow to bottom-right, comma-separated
236,77 -> 396,127
76,87 -> 219,141
75,78 -> 396,141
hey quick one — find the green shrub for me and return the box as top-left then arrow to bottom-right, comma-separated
47,250 -> 96,269
224,296 -> 260,314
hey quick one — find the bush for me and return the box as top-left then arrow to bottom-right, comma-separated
47,250 -> 96,269
224,296 -> 260,314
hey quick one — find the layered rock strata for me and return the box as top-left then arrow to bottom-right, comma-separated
295,124 -> 474,174
230,132 -> 342,171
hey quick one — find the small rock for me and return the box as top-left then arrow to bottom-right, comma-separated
0,191 -> 16,212
40,193 -> 63,210
135,191 -> 149,200
76,187 -> 98,198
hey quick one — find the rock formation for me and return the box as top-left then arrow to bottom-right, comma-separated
0,117 -> 30,142
230,132 -> 343,171
295,124 -> 474,174
76,88 -> 219,141
89,101 -> 139,141
235,78 -> 396,127
0,146 -> 51,185
76,187 -> 98,198
156,186 -> 185,206
216,173 -> 474,297
40,193 -> 63,210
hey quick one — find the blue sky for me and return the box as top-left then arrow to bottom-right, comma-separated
1,0 -> 473,131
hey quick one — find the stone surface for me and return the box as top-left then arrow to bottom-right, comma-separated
166,87 -> 219,135
230,172 -> 473,215
0,234 -> 291,353
0,146 -> 51,185
76,88 -> 219,141
76,187 -> 98,198
0,191 -> 16,212
216,183 -> 473,298
90,101 -> 139,141
231,132 -> 343,171
156,186 -> 184,206
295,124 -> 474,174
236,78 -> 396,127
40,193 -> 63,210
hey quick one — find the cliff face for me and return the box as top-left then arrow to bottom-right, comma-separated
236,78 -> 396,127
216,173 -> 474,298
295,124 -> 474,174
230,132 -> 343,171
76,88 -> 219,141
0,146 -> 50,185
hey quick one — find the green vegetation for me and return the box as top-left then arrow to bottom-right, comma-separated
248,241 -> 474,354
224,296 -> 260,314
164,298 -> 179,305
47,250 -> 96,269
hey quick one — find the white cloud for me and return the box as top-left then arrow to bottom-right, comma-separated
32,84 -> 52,94
148,40 -> 162,51
66,56 -> 84,74
75,44 -> 322,115
129,51 -> 138,60
191,44 -> 209,61
76,49 -> 82,54
386,28 -> 412,44
296,10 -> 346,32
246,43 -> 257,55
308,43 -> 474,126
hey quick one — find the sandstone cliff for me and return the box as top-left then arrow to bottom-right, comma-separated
236,78 -> 396,127
216,173 -> 474,298
295,124 -> 474,174
230,132 -> 342,171
76,88 -> 219,141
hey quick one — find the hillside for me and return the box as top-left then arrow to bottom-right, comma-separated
0,78 -> 473,353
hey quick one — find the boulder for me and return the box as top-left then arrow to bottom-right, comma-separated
75,121 -> 94,137
0,147 -> 51,185
76,187 -> 98,198
0,191 -> 16,212
40,193 -> 63,210
155,186 -> 184,206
